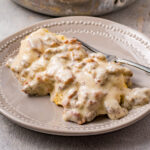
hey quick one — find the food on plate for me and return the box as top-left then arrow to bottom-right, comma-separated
6,28 -> 150,124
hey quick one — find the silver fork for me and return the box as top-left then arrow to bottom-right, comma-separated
76,38 -> 150,73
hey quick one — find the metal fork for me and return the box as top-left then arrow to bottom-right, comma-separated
76,38 -> 150,73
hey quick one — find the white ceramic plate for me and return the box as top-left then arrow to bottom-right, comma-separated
1,16 -> 150,136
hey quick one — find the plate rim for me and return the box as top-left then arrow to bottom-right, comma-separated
1,16 -> 150,136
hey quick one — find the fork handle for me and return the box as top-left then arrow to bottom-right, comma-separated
115,58 -> 150,73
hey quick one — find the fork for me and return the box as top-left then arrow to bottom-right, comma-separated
76,38 -> 150,73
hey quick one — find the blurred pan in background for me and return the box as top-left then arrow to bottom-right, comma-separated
11,0 -> 137,16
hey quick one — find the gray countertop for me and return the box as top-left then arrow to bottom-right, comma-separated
0,0 -> 150,149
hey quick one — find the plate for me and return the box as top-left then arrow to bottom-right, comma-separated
1,16 -> 150,136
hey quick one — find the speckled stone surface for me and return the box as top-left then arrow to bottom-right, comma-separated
0,0 -> 150,149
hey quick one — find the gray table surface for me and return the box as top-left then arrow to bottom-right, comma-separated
0,0 -> 150,149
